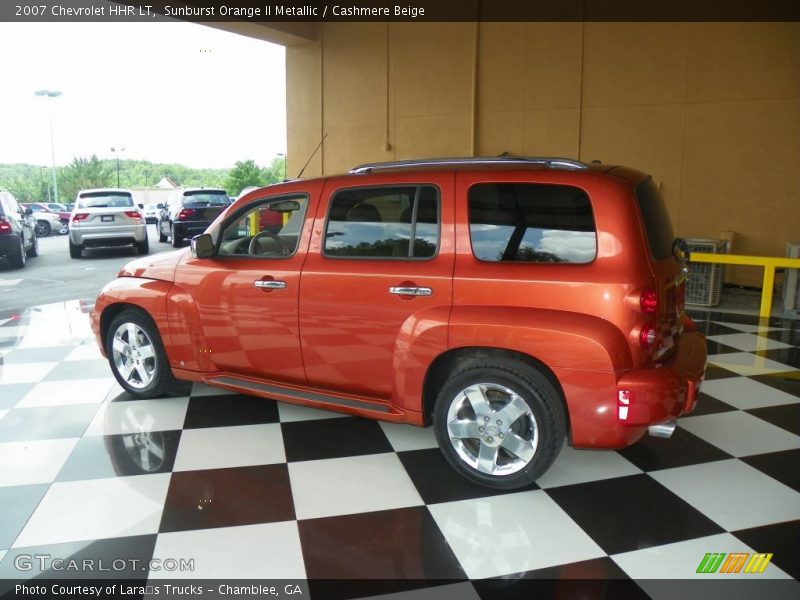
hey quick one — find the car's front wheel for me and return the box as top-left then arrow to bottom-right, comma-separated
106,308 -> 181,398
158,222 -> 168,243
433,360 -> 566,489
26,232 -> 38,257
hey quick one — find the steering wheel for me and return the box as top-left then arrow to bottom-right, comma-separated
248,231 -> 290,256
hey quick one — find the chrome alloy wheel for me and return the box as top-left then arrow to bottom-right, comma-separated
111,322 -> 157,390
446,383 -> 538,476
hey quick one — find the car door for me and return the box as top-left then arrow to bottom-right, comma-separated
173,183 -> 321,384
299,173 -> 455,401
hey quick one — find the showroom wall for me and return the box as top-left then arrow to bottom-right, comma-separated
285,22 -> 800,285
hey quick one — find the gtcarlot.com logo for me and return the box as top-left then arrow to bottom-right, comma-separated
14,554 -> 195,573
696,552 -> 773,574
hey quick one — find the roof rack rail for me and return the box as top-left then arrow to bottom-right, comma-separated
349,156 -> 588,174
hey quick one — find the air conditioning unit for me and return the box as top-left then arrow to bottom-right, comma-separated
783,242 -> 800,317
686,238 -> 729,307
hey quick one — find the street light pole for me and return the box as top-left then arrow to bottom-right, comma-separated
34,89 -> 62,203
111,146 -> 125,187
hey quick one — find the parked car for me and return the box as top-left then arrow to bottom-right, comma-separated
142,203 -> 162,224
157,187 -> 230,248
21,202 -> 67,236
69,188 -> 148,258
91,156 -> 707,489
0,190 -> 38,268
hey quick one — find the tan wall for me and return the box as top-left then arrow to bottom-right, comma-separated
286,22 -> 800,286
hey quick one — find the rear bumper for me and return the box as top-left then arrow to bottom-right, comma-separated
616,331 -> 707,426
174,221 -> 212,238
70,223 -> 147,246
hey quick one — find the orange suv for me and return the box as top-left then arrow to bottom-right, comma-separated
91,157 -> 706,489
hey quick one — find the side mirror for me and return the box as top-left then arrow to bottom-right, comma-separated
191,233 -> 214,259
24,207 -> 33,216
138,203 -> 144,209
157,203 -> 164,209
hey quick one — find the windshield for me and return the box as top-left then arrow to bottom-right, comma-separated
77,192 -> 133,209
636,178 -> 675,260
183,191 -> 229,206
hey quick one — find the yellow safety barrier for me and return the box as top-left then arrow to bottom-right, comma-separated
688,252 -> 800,319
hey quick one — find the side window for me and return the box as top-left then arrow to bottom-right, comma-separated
468,183 -> 596,264
324,186 -> 439,259
218,195 -> 308,258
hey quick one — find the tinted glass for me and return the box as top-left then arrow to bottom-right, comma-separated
636,178 -> 675,260
183,191 -> 229,206
324,186 -> 439,259
218,195 -> 308,257
77,192 -> 133,209
468,183 -> 596,263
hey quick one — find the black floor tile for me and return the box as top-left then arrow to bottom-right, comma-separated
732,520 -> 800,580
0,404 -> 99,442
0,382 -> 34,409
183,393 -> 280,428
694,322 -> 748,336
159,464 -> 295,533
689,392 -> 738,416
0,534 -> 157,579
704,340 -> 742,355
703,364 -> 741,381
545,474 -> 723,555
617,427 -> 732,471
281,417 -> 392,462
749,372 -> 800,397
758,328 -> 800,346
0,484 -> 48,548
298,506 -> 466,580
57,430 -> 182,481
398,448 -> 537,504
740,449 -> 800,493
746,404 -> 800,436
756,347 -> 800,370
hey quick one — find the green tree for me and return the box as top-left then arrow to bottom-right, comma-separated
58,155 -> 113,200
224,159 -> 268,196
265,156 -> 287,184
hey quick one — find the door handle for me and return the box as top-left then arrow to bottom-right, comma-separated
389,286 -> 432,297
254,280 -> 286,289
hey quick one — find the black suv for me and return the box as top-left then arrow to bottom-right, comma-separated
157,188 -> 231,248
0,190 -> 38,269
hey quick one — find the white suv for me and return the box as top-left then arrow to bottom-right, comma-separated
69,189 -> 148,258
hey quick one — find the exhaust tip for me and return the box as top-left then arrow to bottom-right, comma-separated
648,419 -> 677,439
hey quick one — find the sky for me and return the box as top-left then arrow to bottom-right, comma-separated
0,21 -> 286,169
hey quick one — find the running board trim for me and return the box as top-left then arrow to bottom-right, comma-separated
208,376 -> 391,413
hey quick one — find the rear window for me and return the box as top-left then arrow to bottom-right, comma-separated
468,183 -> 596,263
77,192 -> 133,209
182,191 -> 229,206
636,178 -> 674,260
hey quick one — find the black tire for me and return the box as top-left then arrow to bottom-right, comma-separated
432,360 -> 566,490
136,235 -> 150,255
26,232 -> 38,257
105,308 -> 182,399
35,220 -> 51,237
69,239 -> 82,259
9,236 -> 26,269
158,222 -> 168,243
171,224 -> 182,248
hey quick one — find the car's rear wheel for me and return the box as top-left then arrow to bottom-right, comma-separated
69,239 -> 82,258
10,236 -> 26,269
136,236 -> 150,255
433,360 -> 565,489
171,224 -> 182,248
106,309 -> 180,399
35,220 -> 51,237
26,233 -> 38,257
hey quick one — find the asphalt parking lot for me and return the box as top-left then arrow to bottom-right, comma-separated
0,224 -> 178,314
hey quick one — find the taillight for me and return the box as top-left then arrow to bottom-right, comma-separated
0,218 -> 11,233
178,208 -> 195,220
639,322 -> 657,350
124,211 -> 143,220
640,289 -> 658,314
72,213 -> 89,222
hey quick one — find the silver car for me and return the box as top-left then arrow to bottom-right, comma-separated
69,188 -> 149,258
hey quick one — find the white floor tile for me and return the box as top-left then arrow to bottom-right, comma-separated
536,444 -> 642,489
84,397 -> 189,436
151,522 -> 306,579
13,474 -> 170,548
706,333 -> 793,352
650,459 -> 800,531
173,423 -> 285,471
0,410 -> 7,422
0,550 -> 5,563
17,378 -> 117,408
0,362 -> 58,384
700,377 -> 800,410
428,491 -> 605,579
63,344 -> 105,361
612,532 -> 793,580
680,411 -> 800,457
379,422 -> 438,452
277,401 -> 347,423
706,352 -> 794,376
0,438 -> 78,487
288,453 -> 423,520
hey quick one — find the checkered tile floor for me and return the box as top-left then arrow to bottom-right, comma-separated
0,301 -> 798,597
